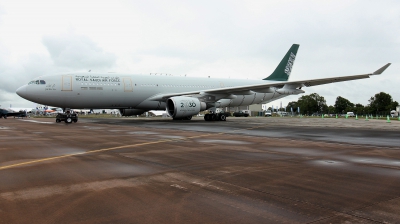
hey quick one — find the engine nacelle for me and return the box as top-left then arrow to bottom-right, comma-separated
166,97 -> 206,119
119,109 -> 148,116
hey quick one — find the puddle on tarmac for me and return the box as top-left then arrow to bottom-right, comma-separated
157,135 -> 184,139
312,160 -> 345,166
21,120 -> 54,124
0,136 -> 27,140
267,148 -> 329,156
127,131 -> 159,135
346,157 -> 400,167
82,126 -> 103,130
197,139 -> 251,145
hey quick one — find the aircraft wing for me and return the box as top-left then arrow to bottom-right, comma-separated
7,112 -> 26,116
148,63 -> 391,101
290,63 -> 391,88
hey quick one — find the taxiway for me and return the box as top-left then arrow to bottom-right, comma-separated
1,117 -> 399,223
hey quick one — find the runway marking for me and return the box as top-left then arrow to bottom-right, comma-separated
0,125 -> 268,171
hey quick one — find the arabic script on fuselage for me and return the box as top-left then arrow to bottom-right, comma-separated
75,75 -> 121,83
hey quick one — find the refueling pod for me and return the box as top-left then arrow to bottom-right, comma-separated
166,96 -> 206,119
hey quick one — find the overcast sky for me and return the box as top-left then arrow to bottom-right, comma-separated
1,0 -> 399,110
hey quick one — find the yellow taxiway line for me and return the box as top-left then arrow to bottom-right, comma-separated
0,125 -> 266,171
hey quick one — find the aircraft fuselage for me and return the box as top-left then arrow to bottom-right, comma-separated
16,72 -> 285,110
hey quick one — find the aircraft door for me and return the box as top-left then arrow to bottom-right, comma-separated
123,77 -> 133,92
62,75 -> 72,91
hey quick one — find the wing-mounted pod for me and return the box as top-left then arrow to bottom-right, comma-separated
276,84 -> 305,95
166,96 -> 206,119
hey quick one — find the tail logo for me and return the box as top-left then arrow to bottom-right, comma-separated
284,52 -> 296,76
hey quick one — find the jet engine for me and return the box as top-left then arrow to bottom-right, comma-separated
119,109 -> 148,116
166,97 -> 206,119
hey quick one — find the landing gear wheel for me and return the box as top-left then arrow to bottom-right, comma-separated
204,114 -> 210,121
73,119 -> 78,123
211,114 -> 217,121
219,114 -> 226,121
56,119 -> 61,123
186,116 -> 192,120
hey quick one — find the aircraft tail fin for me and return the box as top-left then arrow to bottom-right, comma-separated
263,44 -> 299,81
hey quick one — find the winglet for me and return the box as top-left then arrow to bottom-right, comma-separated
372,63 -> 391,75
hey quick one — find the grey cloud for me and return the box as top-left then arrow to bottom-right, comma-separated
42,34 -> 116,70
0,53 -> 51,92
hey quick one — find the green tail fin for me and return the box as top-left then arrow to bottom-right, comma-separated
263,44 -> 299,81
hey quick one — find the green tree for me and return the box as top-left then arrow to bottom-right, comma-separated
286,101 -> 298,112
389,101 -> 399,111
354,103 -> 365,115
297,93 -> 327,115
368,92 -> 394,115
327,105 -> 335,114
334,96 -> 354,114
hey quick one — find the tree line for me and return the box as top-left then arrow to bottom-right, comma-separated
285,92 -> 398,116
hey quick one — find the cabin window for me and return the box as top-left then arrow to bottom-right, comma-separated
40,80 -> 46,84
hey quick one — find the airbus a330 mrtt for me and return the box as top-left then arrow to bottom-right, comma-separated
16,44 -> 391,121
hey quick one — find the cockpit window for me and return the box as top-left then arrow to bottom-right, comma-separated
28,80 -> 46,85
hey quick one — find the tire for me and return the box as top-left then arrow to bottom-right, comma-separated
204,114 -> 210,121
219,114 -> 226,121
73,119 -> 78,123
56,119 -> 61,123
4,115 -> 7,119
186,116 -> 192,120
211,114 -> 217,121
65,117 -> 72,123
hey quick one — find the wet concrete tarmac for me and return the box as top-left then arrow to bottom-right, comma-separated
1,117 -> 400,223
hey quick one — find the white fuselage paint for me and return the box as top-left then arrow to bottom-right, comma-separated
17,72 -> 290,110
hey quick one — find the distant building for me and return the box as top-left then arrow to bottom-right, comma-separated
249,104 -> 263,116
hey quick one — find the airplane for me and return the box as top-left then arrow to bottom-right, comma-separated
16,44 -> 391,122
0,108 -> 28,119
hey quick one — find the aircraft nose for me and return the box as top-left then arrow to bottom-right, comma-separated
16,85 -> 27,99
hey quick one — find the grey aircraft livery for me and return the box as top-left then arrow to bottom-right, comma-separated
16,44 -> 391,121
